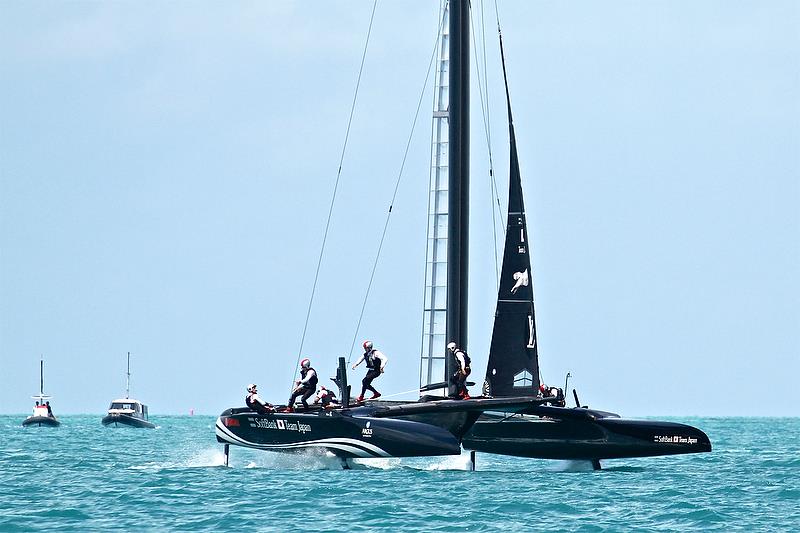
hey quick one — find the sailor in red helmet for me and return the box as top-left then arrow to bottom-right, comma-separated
314,385 -> 339,409
352,340 -> 388,402
287,358 -> 318,411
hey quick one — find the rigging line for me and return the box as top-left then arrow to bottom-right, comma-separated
293,0 -> 379,392
479,0 -> 500,286
490,0 -> 506,245
347,5 -> 446,365
469,2 -> 503,286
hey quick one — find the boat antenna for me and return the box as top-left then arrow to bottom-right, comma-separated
126,351 -> 131,399
292,0 -> 379,391
40,354 -> 44,397
564,372 -> 572,396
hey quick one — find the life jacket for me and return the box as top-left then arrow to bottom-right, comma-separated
300,367 -> 319,389
245,393 -> 259,410
365,349 -> 380,369
456,349 -> 471,370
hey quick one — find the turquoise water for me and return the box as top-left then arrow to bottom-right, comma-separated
1,416 -> 798,531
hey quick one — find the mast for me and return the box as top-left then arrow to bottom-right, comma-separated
446,0 -> 469,395
40,356 -> 44,396
126,351 -> 131,399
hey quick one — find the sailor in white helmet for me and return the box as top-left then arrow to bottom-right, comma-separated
245,384 -> 274,414
447,341 -> 472,400
352,340 -> 388,402
287,358 -> 318,411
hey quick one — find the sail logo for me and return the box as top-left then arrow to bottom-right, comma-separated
362,421 -> 373,438
511,269 -> 528,294
654,435 -> 698,445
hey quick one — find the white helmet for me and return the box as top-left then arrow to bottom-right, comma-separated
447,342 -> 457,352
300,358 -> 311,369
363,340 -> 373,351
247,384 -> 257,393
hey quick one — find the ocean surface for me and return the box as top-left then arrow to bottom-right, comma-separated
1,415 -> 797,532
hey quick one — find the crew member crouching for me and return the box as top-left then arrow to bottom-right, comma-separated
314,386 -> 339,409
287,358 -> 318,411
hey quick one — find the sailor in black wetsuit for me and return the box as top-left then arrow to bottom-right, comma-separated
352,340 -> 388,402
245,384 -> 274,414
287,358 -> 318,411
314,386 -> 339,409
539,383 -> 566,407
447,341 -> 471,399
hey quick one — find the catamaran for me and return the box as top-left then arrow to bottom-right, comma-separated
218,0 -> 710,469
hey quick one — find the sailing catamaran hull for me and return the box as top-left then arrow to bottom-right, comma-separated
102,414 -> 156,429
216,396 -> 550,459
22,416 -> 61,427
462,407 -> 711,460
216,408 -> 461,458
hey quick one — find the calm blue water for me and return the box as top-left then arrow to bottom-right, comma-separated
1,416 -> 797,531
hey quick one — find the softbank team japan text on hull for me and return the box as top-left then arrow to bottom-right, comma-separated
216,407 -> 462,459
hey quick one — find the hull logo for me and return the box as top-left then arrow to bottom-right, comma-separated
654,435 -> 698,445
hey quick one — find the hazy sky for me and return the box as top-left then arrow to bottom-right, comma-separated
1,1 -> 797,417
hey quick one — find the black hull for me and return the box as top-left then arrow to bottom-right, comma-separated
462,406 -> 711,460
22,416 -> 60,427
216,407 -> 461,458
216,397 -> 548,459
102,414 -> 156,429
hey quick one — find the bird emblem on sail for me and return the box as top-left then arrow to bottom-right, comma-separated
510,269 -> 528,294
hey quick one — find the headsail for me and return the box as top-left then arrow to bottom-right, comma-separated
482,29 -> 540,398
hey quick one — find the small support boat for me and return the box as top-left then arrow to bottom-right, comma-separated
22,357 -> 60,427
101,352 -> 155,429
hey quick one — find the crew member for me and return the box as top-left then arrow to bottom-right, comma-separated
352,340 -> 388,402
539,383 -> 566,407
447,341 -> 471,399
314,386 -> 339,409
245,384 -> 274,414
287,358 -> 318,411
45,401 -> 53,417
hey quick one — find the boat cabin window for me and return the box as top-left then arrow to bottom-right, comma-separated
110,402 -> 137,411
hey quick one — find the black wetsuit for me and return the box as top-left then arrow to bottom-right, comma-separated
360,349 -> 383,398
289,367 -> 317,409
451,349 -> 471,398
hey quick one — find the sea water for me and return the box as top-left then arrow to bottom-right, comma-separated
1,416 -> 797,531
